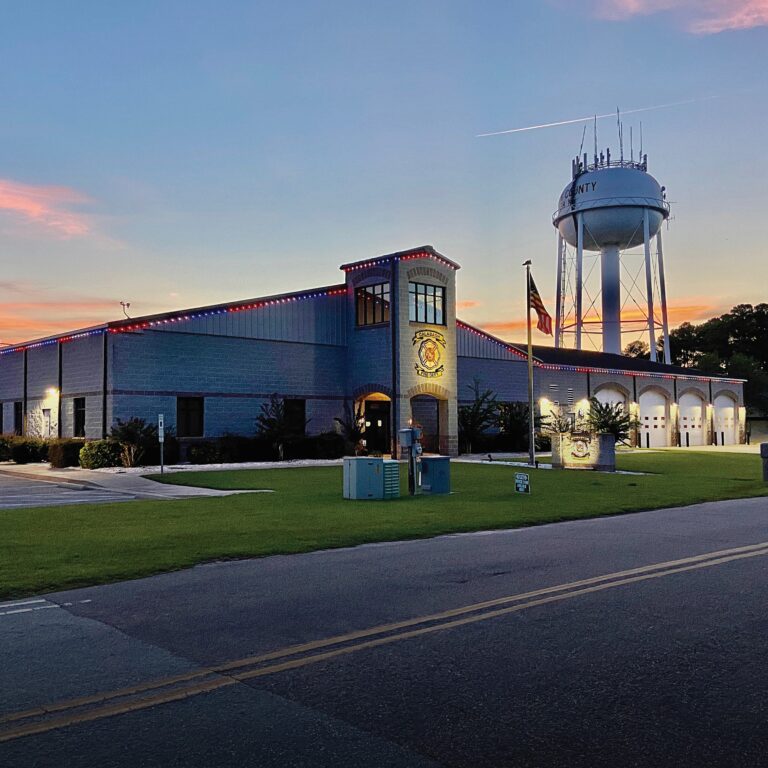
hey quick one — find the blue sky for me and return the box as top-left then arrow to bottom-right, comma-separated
1,0 -> 766,344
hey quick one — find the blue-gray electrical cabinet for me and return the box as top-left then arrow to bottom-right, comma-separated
420,456 -> 450,494
343,458 -> 401,500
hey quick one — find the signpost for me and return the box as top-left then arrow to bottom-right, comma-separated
158,413 -> 165,475
515,472 -> 530,494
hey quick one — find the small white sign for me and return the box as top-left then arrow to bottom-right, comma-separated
158,413 -> 165,443
515,472 -> 530,494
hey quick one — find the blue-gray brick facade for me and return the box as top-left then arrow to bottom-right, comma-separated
0,246 -> 747,451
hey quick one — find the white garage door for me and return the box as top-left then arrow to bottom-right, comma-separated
679,392 -> 705,447
640,390 -> 668,448
714,395 -> 737,446
595,387 -> 627,409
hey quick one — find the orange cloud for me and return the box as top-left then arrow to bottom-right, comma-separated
0,298 -> 119,345
0,179 -> 91,236
456,300 -> 481,310
594,0 -> 768,32
475,299 -> 722,344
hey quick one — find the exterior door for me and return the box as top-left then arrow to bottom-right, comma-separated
640,390 -> 668,448
678,393 -> 705,447
411,396 -> 440,453
364,401 -> 391,454
714,395 -> 736,445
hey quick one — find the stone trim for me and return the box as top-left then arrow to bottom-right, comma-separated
349,267 -> 391,286
406,266 -> 449,285
353,384 -> 393,400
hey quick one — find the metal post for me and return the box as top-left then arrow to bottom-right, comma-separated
575,213 -> 584,351
761,444 -> 768,482
525,261 -> 535,467
643,209 -> 657,362
600,245 -> 621,354
555,233 -> 564,348
656,230 -> 672,364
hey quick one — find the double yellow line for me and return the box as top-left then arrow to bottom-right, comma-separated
3,539 -> 768,743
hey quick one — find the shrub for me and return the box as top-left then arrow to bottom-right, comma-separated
189,441 -> 220,464
79,440 -> 122,469
0,435 -> 12,462
314,431 -> 348,459
48,439 -> 86,468
110,417 -> 158,467
9,437 -> 47,464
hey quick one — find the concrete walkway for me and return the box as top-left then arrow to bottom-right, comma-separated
0,464 -> 258,501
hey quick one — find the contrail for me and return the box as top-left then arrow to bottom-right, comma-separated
476,96 -> 721,137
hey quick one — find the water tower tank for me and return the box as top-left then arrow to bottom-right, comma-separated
552,154 -> 670,357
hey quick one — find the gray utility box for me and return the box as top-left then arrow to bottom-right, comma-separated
343,457 -> 400,500
420,456 -> 451,494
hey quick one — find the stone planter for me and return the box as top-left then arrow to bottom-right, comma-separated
550,432 -> 616,471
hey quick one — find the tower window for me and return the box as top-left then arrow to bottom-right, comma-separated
355,283 -> 390,326
408,282 -> 446,325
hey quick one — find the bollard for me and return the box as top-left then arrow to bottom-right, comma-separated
761,443 -> 768,483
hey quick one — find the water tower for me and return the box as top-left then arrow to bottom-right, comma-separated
552,147 -> 671,362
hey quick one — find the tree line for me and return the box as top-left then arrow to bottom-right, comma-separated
624,303 -> 768,415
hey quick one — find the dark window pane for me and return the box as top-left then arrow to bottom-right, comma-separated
355,283 -> 390,327
177,397 -> 204,437
284,399 -> 306,436
14,401 -> 23,436
73,397 -> 86,438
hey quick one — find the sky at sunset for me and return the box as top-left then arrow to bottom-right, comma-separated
1,1 -> 767,347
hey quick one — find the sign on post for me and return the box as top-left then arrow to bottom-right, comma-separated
158,414 -> 165,474
515,472 -> 530,494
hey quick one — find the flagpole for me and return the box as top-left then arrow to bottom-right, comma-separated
524,260 -> 535,467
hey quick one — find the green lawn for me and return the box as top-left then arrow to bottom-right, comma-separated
1,452 -> 766,599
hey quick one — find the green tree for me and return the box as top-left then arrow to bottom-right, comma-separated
623,340 -> 650,359
333,400 -> 366,455
458,379 -> 497,453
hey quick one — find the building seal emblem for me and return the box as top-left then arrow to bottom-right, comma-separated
413,330 -> 446,378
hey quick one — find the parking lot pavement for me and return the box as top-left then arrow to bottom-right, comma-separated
0,474 -> 133,509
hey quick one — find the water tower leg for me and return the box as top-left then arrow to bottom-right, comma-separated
555,233 -> 564,348
657,230 -> 672,365
643,210 -> 657,362
601,245 -> 621,354
576,213 -> 584,350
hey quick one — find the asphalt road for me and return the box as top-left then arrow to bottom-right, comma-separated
2,496 -> 768,766
0,473 -> 132,508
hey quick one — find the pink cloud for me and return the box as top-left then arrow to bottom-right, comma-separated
594,0 -> 768,32
0,179 -> 91,236
456,299 -> 481,310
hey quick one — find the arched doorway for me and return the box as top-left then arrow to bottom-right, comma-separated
679,391 -> 705,447
411,395 -> 440,454
356,392 -> 391,454
594,386 -> 628,410
639,389 -> 669,448
714,394 -> 737,446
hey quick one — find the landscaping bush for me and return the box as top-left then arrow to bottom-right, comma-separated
144,432 -> 179,466
8,437 -> 48,464
79,440 -> 122,469
189,441 -> 221,464
48,439 -> 86,468
313,431 -> 347,459
0,435 -> 12,462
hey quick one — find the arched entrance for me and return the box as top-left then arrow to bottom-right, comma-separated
356,391 -> 391,454
714,394 -> 737,446
639,389 -> 669,448
594,386 -> 628,410
679,391 -> 705,447
411,395 -> 440,454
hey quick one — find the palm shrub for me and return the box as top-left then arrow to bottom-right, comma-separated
458,379 -> 497,453
333,400 -> 365,455
255,394 -> 308,461
110,417 -> 158,467
584,397 -> 638,444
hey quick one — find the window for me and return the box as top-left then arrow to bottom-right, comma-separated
355,283 -> 390,326
13,401 -> 23,436
284,399 -> 307,436
177,397 -> 204,437
0,406 -> 3,434
73,397 -> 86,437
408,282 -> 446,325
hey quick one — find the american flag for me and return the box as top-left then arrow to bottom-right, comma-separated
529,275 -> 553,336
